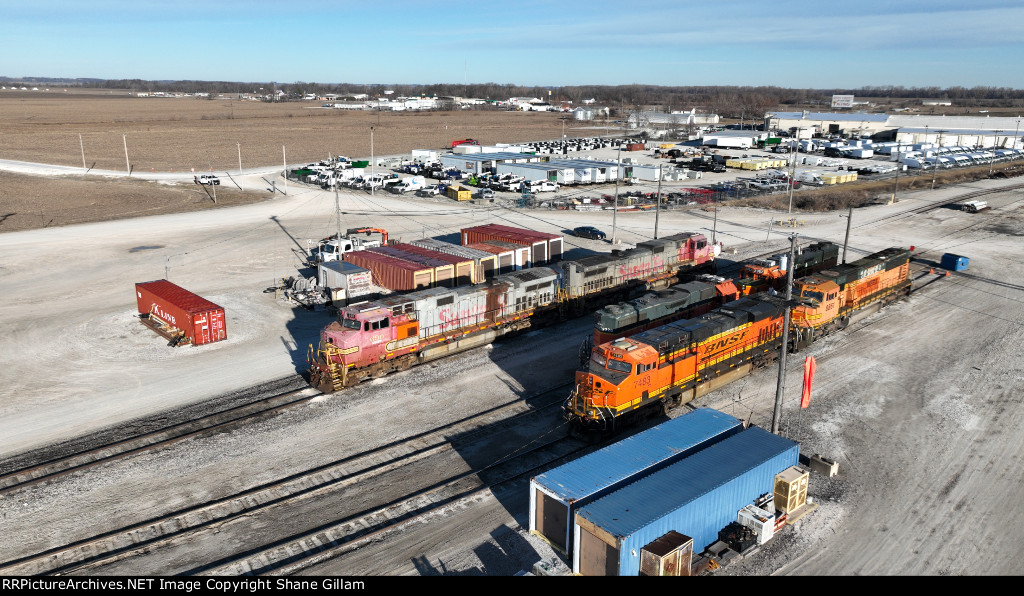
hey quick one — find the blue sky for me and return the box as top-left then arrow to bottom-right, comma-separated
2,0 -> 1022,88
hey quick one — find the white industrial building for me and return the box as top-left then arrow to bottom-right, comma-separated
440,152 -> 542,176
766,112 -> 891,137
766,112 -> 1024,148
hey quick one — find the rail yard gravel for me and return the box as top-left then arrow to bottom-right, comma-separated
0,131 -> 1023,574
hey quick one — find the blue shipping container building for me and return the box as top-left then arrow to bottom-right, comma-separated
573,426 -> 799,576
529,408 -> 743,554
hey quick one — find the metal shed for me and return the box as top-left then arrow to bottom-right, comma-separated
572,426 -> 799,576
529,408 -> 743,555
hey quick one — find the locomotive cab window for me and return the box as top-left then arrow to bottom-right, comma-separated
342,318 -> 360,330
606,359 -> 631,374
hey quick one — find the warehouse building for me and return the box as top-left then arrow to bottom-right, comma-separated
572,426 -> 799,576
766,112 -> 1024,149
439,152 -> 541,176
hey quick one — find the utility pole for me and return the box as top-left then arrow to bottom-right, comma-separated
654,165 -> 662,239
841,208 -> 852,263
237,142 -> 242,172
891,147 -> 901,204
79,133 -> 86,170
772,234 -> 798,435
282,145 -> 288,195
932,129 -> 945,190
612,143 -> 621,245
335,187 -> 343,247
711,204 -> 718,245
990,131 -> 1000,176
787,127 -> 801,217
370,126 -> 375,196
122,133 -> 130,174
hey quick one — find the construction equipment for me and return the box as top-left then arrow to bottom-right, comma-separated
347,227 -> 388,246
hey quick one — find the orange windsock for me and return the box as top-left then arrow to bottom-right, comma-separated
801,356 -> 816,409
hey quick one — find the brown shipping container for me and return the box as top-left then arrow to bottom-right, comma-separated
408,238 -> 498,281
344,251 -> 433,291
460,224 -> 563,264
467,242 -> 515,275
475,239 -> 532,270
135,280 -> 227,345
369,246 -> 455,288
387,243 -> 476,287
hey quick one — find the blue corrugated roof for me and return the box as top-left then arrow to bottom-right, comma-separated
577,426 -> 798,537
534,408 -> 742,502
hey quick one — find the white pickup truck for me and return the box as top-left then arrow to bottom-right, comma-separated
525,180 -> 559,193
307,234 -> 381,266
195,174 -> 220,186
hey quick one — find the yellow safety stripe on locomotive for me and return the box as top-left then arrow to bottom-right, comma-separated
659,321 -> 753,363
334,346 -> 359,355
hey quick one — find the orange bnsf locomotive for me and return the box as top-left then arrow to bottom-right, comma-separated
565,246 -> 912,434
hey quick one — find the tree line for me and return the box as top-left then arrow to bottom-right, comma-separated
5,77 -> 1023,113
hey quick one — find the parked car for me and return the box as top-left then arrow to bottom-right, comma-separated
573,226 -> 607,241
475,188 -> 495,199
416,184 -> 442,197
195,174 -> 220,186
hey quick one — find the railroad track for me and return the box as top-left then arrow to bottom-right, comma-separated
852,181 -> 1024,231
0,383 -> 574,576
210,267 -> 956,577
202,431 -> 587,576
0,387 -> 321,496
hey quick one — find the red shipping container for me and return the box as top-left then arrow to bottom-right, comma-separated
135,280 -> 227,346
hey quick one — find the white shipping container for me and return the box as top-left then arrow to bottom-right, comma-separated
318,261 -> 373,299
411,149 -> 438,161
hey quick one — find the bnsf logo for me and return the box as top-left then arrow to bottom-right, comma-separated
702,330 -> 747,355
151,303 -> 176,326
